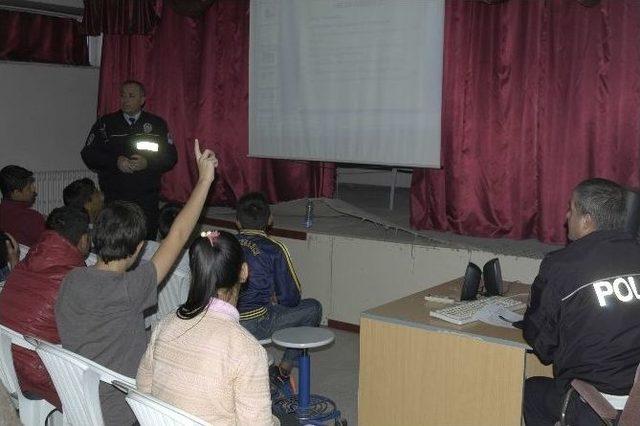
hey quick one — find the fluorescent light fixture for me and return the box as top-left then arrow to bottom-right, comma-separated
136,141 -> 159,152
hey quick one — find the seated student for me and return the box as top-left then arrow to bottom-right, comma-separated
521,178 -> 640,425
55,141 -> 217,426
63,178 -> 104,224
0,207 -> 90,409
235,192 -> 322,385
0,232 -> 19,282
19,238 -> 97,267
99,204 -> 187,328
137,230 -> 278,425
141,203 -> 191,325
0,165 -> 45,245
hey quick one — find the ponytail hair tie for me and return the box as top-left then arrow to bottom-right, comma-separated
201,230 -> 220,246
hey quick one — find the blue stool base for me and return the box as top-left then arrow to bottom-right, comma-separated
273,394 -> 342,425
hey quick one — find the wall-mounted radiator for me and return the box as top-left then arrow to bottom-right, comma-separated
33,169 -> 96,215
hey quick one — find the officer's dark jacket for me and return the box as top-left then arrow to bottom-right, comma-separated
236,230 -> 301,320
523,230 -> 640,395
81,110 -> 177,202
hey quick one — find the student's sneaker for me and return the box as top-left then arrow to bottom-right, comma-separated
269,365 -> 295,399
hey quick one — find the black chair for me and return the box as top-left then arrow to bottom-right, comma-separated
558,364 -> 640,426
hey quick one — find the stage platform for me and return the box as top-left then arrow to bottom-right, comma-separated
202,186 -> 559,328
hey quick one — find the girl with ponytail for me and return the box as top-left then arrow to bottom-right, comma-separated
137,230 -> 278,425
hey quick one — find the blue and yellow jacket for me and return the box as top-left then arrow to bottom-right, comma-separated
236,230 -> 301,321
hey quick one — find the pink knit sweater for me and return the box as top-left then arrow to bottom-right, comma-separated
136,299 -> 277,425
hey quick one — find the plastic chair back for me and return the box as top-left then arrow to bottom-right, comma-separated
0,325 -> 24,404
27,336 -> 135,426
0,325 -> 59,425
0,381 -> 20,426
113,380 -> 210,426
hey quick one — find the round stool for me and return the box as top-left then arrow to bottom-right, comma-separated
271,327 -> 344,424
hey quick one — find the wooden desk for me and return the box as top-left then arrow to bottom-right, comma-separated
358,279 -> 552,426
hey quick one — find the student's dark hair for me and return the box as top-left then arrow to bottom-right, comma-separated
0,165 -> 34,198
158,203 -> 182,239
63,178 -> 97,211
45,207 -> 90,246
121,80 -> 145,96
573,178 -> 626,231
177,231 -> 245,320
236,192 -> 270,230
93,201 -> 147,263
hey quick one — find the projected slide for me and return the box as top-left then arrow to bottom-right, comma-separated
249,0 -> 443,168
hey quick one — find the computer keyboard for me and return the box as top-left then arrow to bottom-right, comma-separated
429,296 -> 526,325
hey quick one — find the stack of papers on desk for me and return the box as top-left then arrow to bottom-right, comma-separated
476,304 -> 524,329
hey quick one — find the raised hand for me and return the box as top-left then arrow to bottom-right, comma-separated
150,139 -> 218,285
194,139 -> 218,183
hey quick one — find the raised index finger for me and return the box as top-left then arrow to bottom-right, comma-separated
194,139 -> 201,160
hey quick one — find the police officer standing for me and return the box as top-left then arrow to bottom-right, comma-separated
521,178 -> 640,425
81,80 -> 177,239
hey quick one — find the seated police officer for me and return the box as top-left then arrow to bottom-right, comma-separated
522,178 -> 640,425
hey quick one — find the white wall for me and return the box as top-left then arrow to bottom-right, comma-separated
0,61 -> 100,172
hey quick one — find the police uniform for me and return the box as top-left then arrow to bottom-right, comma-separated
81,110 -> 177,239
522,230 -> 640,424
236,230 -> 322,365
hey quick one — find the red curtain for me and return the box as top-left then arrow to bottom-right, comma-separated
81,0 -> 160,35
98,0 -> 334,205
0,10 -> 88,65
410,0 -> 640,244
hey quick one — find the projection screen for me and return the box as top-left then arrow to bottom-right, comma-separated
249,0 -> 443,168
